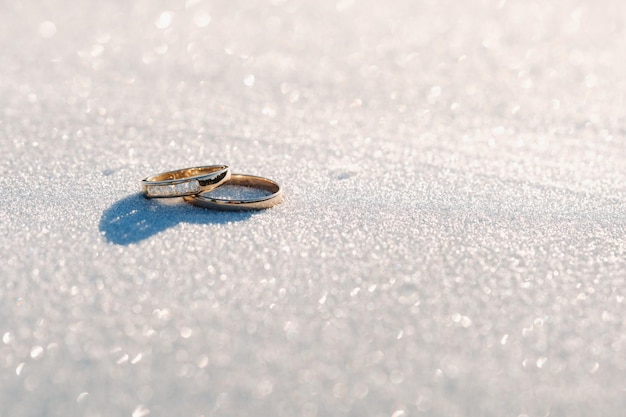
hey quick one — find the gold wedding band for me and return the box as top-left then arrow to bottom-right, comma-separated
183,173 -> 283,211
142,165 -> 230,198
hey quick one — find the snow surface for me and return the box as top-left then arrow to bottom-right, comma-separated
1,1 -> 626,416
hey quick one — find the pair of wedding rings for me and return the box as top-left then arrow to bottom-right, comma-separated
141,165 -> 282,211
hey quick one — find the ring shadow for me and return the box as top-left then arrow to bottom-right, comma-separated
99,193 -> 254,245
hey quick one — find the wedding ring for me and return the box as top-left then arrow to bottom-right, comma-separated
184,173 -> 283,210
141,165 -> 230,198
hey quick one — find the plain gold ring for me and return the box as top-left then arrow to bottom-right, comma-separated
141,165 -> 230,198
183,173 -> 283,211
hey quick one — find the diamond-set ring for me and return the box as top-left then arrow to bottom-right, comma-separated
141,165 -> 230,198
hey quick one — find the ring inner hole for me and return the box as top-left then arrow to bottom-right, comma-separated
155,167 -> 220,181
203,184 -> 272,200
